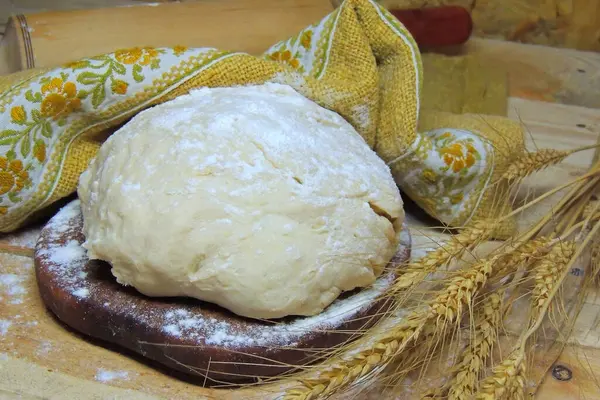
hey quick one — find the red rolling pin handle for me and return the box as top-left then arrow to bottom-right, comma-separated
389,6 -> 473,48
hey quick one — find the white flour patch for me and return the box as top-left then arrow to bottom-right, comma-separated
95,369 -> 130,382
0,274 -> 27,304
6,227 -> 40,248
36,201 -> 91,302
36,341 -> 53,356
72,288 -> 90,298
0,320 -> 11,336
0,353 -> 8,360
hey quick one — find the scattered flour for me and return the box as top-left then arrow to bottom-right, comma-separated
95,368 -> 130,382
0,274 -> 27,304
0,320 -> 11,336
36,341 -> 52,356
72,288 -> 90,298
6,226 -> 41,248
36,201 -> 91,302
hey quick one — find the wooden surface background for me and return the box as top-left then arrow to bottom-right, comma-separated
3,0 -> 600,51
0,0 -> 599,399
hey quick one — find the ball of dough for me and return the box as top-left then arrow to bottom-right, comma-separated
78,83 -> 404,320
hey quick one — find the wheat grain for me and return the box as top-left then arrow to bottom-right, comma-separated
531,241 -> 576,318
446,292 -> 503,400
284,256 -> 499,400
475,350 -> 526,400
503,149 -> 569,181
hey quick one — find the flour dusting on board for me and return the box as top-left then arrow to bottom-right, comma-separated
5,226 -> 41,248
0,274 -> 27,304
36,341 -> 52,356
95,368 -> 130,382
0,320 -> 11,336
35,201 -> 92,301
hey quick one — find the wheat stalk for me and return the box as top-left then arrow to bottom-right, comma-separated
283,256 -> 499,400
446,292 -> 504,400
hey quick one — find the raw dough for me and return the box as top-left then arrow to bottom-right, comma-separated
77,83 -> 404,320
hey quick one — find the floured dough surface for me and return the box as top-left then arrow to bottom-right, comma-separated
77,83 -> 404,319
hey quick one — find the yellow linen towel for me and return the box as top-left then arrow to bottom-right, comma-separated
0,0 -> 524,238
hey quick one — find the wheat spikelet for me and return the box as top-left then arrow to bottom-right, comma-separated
395,221 -> 492,290
503,149 -> 569,181
283,256 -> 499,400
531,241 -> 576,318
446,292 -> 503,400
475,350 -> 526,400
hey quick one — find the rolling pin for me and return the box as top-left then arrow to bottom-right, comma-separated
0,1 -> 472,74
389,6 -> 473,49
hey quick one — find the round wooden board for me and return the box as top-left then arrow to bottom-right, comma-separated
34,200 -> 411,383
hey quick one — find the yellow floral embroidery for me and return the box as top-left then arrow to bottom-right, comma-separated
268,50 -> 300,69
40,77 -> 81,119
173,45 -> 188,56
300,30 -> 313,49
450,193 -> 464,205
10,106 -> 26,124
111,80 -> 129,95
440,142 -> 477,173
64,60 -> 89,70
33,141 -> 46,163
422,168 -> 437,183
115,47 -> 159,66
392,129 -> 489,223
0,158 -> 29,196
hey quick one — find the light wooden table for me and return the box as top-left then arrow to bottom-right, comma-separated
0,2 -> 599,398
0,0 -> 173,39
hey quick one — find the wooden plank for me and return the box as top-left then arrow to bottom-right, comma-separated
0,0 -> 172,36
0,0 -> 332,73
463,38 -> 600,110
536,345 -> 600,399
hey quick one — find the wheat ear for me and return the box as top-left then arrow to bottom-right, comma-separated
503,144 -> 600,181
503,149 -> 570,181
395,221 -> 492,290
284,256 -> 499,400
531,241 -> 576,318
475,349 -> 526,400
446,292 -> 504,400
